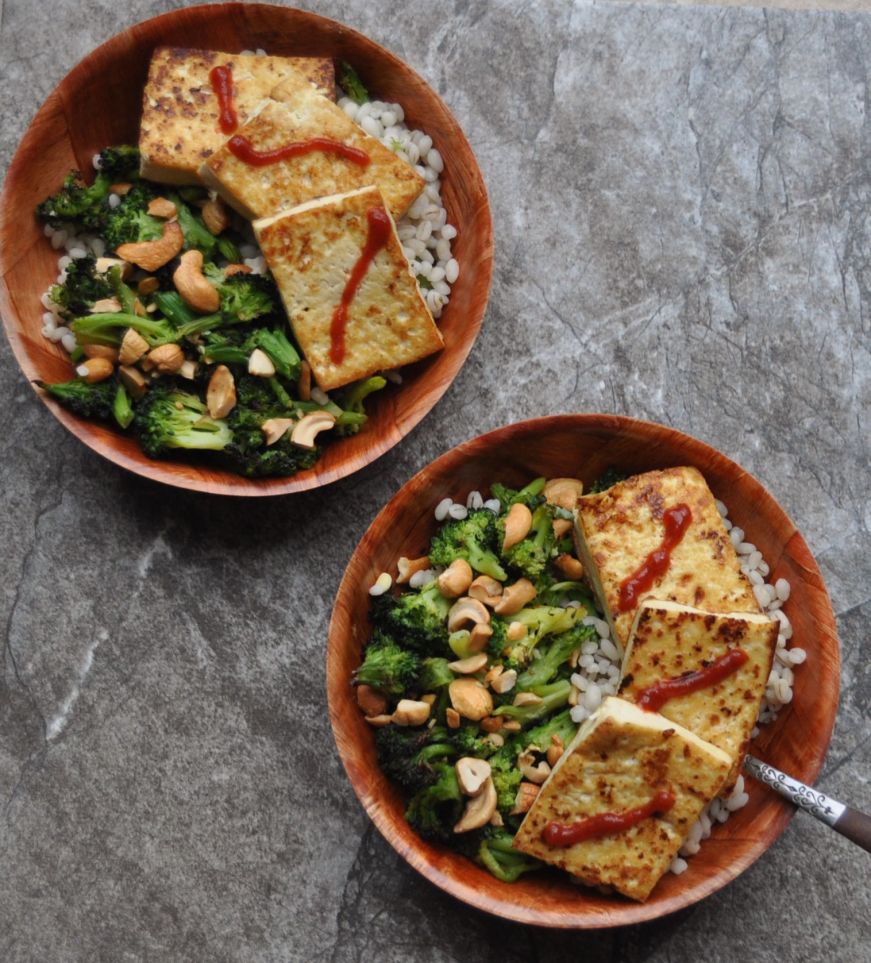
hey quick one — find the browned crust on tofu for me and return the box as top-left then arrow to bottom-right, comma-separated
620,600 -> 779,784
254,186 -> 443,391
201,86 -> 425,220
513,697 -> 732,901
139,47 -> 335,185
574,467 -> 762,650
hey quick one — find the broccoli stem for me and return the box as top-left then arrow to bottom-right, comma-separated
493,679 -> 572,726
112,383 -> 134,429
338,62 -> 370,104
71,312 -> 177,347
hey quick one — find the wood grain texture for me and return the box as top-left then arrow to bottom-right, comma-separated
0,3 -> 492,496
326,415 -> 840,928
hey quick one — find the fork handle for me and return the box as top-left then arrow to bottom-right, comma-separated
743,755 -> 871,855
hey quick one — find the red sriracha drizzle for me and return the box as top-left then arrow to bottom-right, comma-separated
635,647 -> 750,712
329,206 -> 393,365
227,134 -> 371,168
617,504 -> 693,612
542,789 -> 677,848
209,65 -> 238,134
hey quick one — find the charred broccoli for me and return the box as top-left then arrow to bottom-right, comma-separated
429,508 -> 507,581
37,378 -> 115,421
375,725 -> 454,793
369,581 -> 451,655
48,256 -> 113,319
134,388 -> 232,457
405,762 -> 463,842
353,635 -> 421,697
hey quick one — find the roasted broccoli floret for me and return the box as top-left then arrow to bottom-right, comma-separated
490,477 -> 546,512
338,61 -> 370,104
517,708 -> 578,755
502,502 -> 557,580
334,375 -> 387,435
494,680 -> 572,726
429,509 -> 507,581
201,327 -> 301,380
515,622 -> 597,690
405,762 -> 464,842
489,604 -> 586,666
203,266 -> 280,323
589,467 -> 628,493
354,636 -> 421,697
37,378 -> 115,421
96,145 -> 141,180
102,184 -> 163,250
48,255 -> 113,319
488,747 -> 524,814
369,581 -> 452,655
451,725 -> 499,759
478,828 -> 542,882
375,726 -> 455,793
417,657 -> 454,692
134,388 -> 232,458
36,171 -> 112,230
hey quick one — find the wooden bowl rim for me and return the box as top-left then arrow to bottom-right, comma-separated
326,412 -> 841,928
0,1 -> 493,497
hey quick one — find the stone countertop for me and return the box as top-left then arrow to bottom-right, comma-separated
1,0 -> 868,960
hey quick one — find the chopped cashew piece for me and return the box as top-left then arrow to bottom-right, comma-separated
90,297 -> 122,314
448,653 -> 488,675
455,757 -> 492,797
364,714 -> 393,727
506,620 -> 526,641
224,263 -> 252,277
446,707 -> 461,729
202,196 -> 229,234
248,348 -> 276,378
502,720 -> 522,732
468,622 -> 493,653
173,249 -> 220,313
468,575 -> 503,607
118,327 -> 150,365
547,735 -> 565,767
147,343 -> 184,374
437,558 -> 474,598
356,685 -> 387,717
553,518 -> 573,538
261,418 -> 294,446
543,477 -> 584,510
179,359 -> 198,380
108,182 -> 132,195
520,759 -> 551,784
117,220 -> 184,271
77,357 -> 113,383
493,579 -> 537,616
119,365 -> 147,399
392,699 -> 431,726
396,556 -> 431,584
448,678 -> 493,721
453,777 -> 497,833
484,665 -> 503,686
503,502 -> 533,551
486,731 -> 505,747
368,572 -> 392,596
138,276 -> 160,296
513,692 -> 543,707
206,365 -> 236,418
491,669 -> 517,695
82,343 -> 119,362
554,554 -> 584,580
511,782 -> 540,815
95,256 -> 132,279
291,411 -> 336,449
481,716 -> 503,733
446,597 -> 490,633
147,196 -> 177,218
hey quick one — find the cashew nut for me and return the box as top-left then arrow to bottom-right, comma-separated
147,196 -> 177,219
261,418 -> 295,446
202,196 -> 229,235
468,622 -> 493,653
554,554 -> 584,580
446,707 -> 461,729
224,263 -> 252,277
513,692 -> 543,707
138,276 -> 160,296
109,182 -> 132,195
491,669 -> 517,695
207,365 -> 236,418
364,714 -> 393,727
438,558 -> 474,598
298,360 -> 312,401
356,685 -> 387,717
291,411 -> 336,449
510,782 -> 540,815
82,343 -> 119,362
503,502 -> 533,551
447,653 -> 488,675
396,556 -> 431,584
119,365 -> 147,399
76,358 -> 113,383
248,348 -> 276,378
392,699 -> 431,727
90,297 -> 122,314
118,328 -> 150,365
179,359 -> 198,380
520,759 -> 551,784
543,477 -> 584,510
546,735 -> 565,767
447,597 -> 490,634
481,716 -> 503,733
553,518 -> 573,538
502,720 -> 522,732
453,777 -> 497,833
147,343 -> 185,374
506,621 -> 527,641
468,575 -> 503,607
117,220 -> 184,271
448,678 -> 493,721
95,256 -> 132,279
455,757 -> 492,797
493,579 -> 537,616
173,249 -> 220,313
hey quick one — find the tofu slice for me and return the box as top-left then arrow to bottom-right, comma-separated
139,48 -> 335,185
513,697 -> 732,901
620,599 -> 778,780
200,90 -> 424,221
574,467 -> 761,652
253,186 -> 443,391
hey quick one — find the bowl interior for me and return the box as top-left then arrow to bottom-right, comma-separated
0,2 -> 492,495
327,414 -> 840,928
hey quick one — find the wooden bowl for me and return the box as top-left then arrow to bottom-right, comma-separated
327,414 -> 840,928
0,3 -> 492,496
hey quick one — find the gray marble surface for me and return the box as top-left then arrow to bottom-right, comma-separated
1,0 -> 869,959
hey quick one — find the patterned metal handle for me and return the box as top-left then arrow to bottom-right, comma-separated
743,754 -> 845,826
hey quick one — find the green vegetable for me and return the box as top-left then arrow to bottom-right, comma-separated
134,388 -> 232,457
71,312 -> 177,348
516,622 -> 596,690
354,635 -> 421,697
112,383 -> 134,429
338,61 -> 370,104
369,580 -> 451,655
103,184 -> 164,250
589,467 -> 628,493
405,762 -> 463,842
48,256 -> 113,319
490,477 -> 546,512
429,509 -> 508,581
493,679 -> 572,726
375,726 -> 455,792
36,378 -> 115,421
502,502 -> 557,580
489,604 -> 586,666
417,657 -> 454,692
478,828 -> 542,882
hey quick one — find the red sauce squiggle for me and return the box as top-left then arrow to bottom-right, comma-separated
635,647 -> 749,712
542,789 -> 676,848
617,504 -> 693,612
329,206 -> 393,365
209,65 -> 238,135
227,134 -> 371,168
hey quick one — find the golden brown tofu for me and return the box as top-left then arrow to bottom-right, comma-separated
574,467 -> 761,652
200,90 -> 424,221
513,697 -> 732,901
620,599 -> 778,781
139,48 -> 334,185
253,186 -> 443,392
